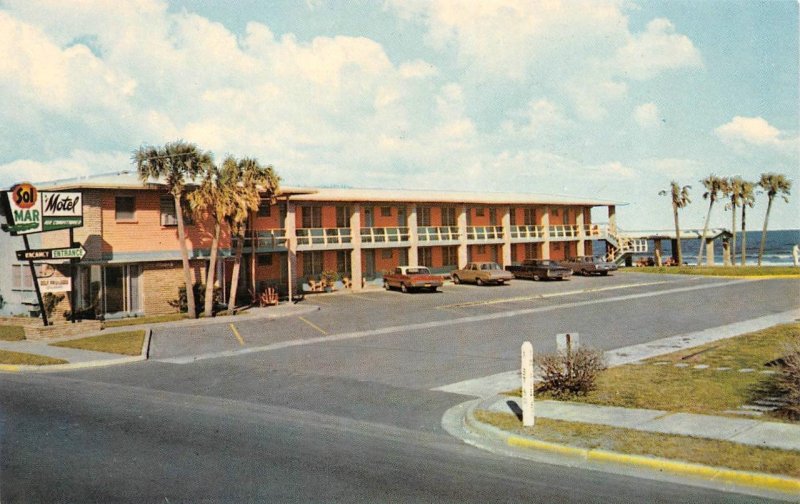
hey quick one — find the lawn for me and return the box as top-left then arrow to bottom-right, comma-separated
475,411 -> 800,478
0,325 -> 25,341
532,323 -> 799,421
103,313 -> 187,328
51,330 -> 146,356
0,349 -> 66,366
625,265 -> 799,277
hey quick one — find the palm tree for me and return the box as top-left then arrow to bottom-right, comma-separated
659,181 -> 691,265
225,157 -> 280,312
722,176 -> 744,265
187,162 -> 231,317
757,173 -> 792,266
738,180 -> 756,266
134,141 -> 213,319
697,174 -> 724,266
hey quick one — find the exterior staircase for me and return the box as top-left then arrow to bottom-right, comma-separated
602,226 -> 648,264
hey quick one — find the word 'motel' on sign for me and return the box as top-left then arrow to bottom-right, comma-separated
2,182 -> 83,235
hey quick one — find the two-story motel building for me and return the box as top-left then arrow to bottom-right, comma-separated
12,171 -> 620,319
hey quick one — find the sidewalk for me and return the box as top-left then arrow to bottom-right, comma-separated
0,302 -> 319,371
486,397 -> 800,452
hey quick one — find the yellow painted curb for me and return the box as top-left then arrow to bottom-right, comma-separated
0,364 -> 20,372
508,433 -> 800,493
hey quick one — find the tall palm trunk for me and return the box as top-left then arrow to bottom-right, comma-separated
730,202 -> 737,266
696,200 -> 714,265
250,211 -> 257,302
740,204 -> 747,266
174,194 -> 197,318
672,202 -> 683,265
758,196 -> 774,266
204,221 -> 220,317
228,230 -> 245,312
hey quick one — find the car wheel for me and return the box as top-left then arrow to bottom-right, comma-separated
477,278 -> 484,286
601,271 -> 609,276
401,283 -> 408,293
384,280 -> 390,290
453,275 -> 460,284
533,274 -> 541,281
581,269 -> 588,276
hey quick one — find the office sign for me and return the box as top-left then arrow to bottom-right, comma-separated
38,276 -> 72,293
2,183 -> 83,235
16,245 -> 87,261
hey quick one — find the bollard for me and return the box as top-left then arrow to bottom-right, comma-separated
521,341 -> 534,427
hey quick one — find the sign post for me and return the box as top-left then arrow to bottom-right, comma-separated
22,235 -> 48,326
521,341 -> 535,427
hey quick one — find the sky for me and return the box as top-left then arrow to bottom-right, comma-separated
0,0 -> 797,231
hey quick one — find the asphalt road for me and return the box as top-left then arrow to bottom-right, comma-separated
1,272 -> 797,502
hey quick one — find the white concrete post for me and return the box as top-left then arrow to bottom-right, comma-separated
521,341 -> 535,427
576,207 -> 586,256
541,207 -> 551,260
285,201 -> 297,302
350,205 -> 363,290
705,239 -> 715,266
457,204 -> 468,268
501,206 -> 512,267
407,204 -> 419,266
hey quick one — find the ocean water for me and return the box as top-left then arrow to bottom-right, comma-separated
594,229 -> 800,266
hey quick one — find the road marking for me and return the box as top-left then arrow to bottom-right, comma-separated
299,316 -> 328,335
229,324 -> 245,346
158,278 -> 754,364
436,279 -> 685,309
347,293 -> 382,302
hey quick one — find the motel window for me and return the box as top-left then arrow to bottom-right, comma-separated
381,249 -> 393,260
563,208 -> 570,225
160,196 -> 192,226
489,208 -> 497,225
380,206 -> 392,217
418,207 -> 431,226
257,254 -> 273,266
477,245 -> 486,254
257,200 -> 272,217
419,248 -> 432,267
11,264 -> 36,291
337,251 -> 351,274
551,208 -> 560,217
475,207 -> 485,217
441,207 -> 456,227
524,243 -> 538,259
553,242 -> 562,251
302,206 -> 322,228
524,208 -> 535,225
303,251 -> 324,277
116,196 -> 136,221
442,246 -> 458,267
336,206 -> 350,228
509,209 -> 517,226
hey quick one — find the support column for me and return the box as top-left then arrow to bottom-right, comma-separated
501,206 -> 512,267
457,204 -> 468,268
608,205 -> 617,235
576,207 -> 586,256
350,205 -> 363,290
670,239 -> 679,261
654,239 -> 663,267
705,239 -> 715,266
722,239 -> 731,266
285,200 -> 297,301
541,206 -> 551,260
407,204 -> 419,266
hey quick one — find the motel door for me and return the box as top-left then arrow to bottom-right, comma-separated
364,250 -> 376,279
104,265 -> 142,316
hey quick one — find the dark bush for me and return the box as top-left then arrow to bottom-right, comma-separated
171,284 -> 223,314
774,343 -> 800,420
537,347 -> 606,399
43,292 -> 65,320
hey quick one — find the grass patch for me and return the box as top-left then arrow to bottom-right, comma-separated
624,266 -> 800,277
0,325 -> 25,341
510,323 -> 800,421
475,410 -> 800,478
51,330 -> 146,356
103,313 -> 187,328
0,349 -> 66,366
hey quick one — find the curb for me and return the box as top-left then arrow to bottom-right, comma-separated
462,396 -> 800,499
0,328 -> 153,374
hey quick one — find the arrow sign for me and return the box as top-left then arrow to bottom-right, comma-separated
16,245 -> 86,261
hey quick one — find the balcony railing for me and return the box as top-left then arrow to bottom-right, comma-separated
417,226 -> 460,242
548,225 -> 582,239
360,227 -> 410,244
236,230 -> 288,249
296,228 -> 352,247
510,225 -> 545,240
466,226 -> 504,241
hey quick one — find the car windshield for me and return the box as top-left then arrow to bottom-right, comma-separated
481,263 -> 500,270
539,260 -> 553,266
407,267 -> 430,274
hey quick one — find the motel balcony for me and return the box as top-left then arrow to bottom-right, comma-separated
236,230 -> 289,252
466,225 -> 504,243
510,225 -> 546,242
417,226 -> 460,245
296,228 -> 352,250
360,226 -> 410,248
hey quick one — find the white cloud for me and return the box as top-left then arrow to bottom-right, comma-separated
715,116 -> 780,146
502,99 -> 572,138
0,150 -> 130,188
613,18 -> 703,80
634,102 -> 661,128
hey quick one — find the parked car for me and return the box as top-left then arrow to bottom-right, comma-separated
451,262 -> 514,286
505,259 -> 572,281
383,266 -> 443,293
559,256 -> 618,276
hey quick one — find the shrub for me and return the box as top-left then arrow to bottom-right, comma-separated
774,343 -> 800,420
171,284 -> 222,314
537,347 -> 606,399
43,293 -> 65,321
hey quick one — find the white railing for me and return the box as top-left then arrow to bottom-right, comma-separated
237,229 -> 288,249
548,225 -> 581,239
510,225 -> 545,240
467,225 -> 504,241
417,226 -> 460,242
296,228 -> 352,247
360,227 -> 410,244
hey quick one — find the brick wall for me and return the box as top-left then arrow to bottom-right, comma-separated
141,260 -> 204,315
